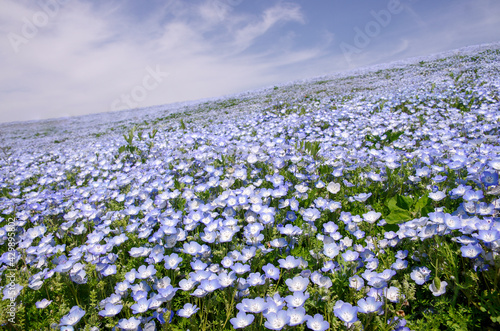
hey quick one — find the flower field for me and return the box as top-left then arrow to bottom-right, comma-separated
1,44 -> 500,330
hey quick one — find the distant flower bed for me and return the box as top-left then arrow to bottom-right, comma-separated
1,46 -> 500,330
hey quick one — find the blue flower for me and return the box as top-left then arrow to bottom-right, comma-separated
334,301 -> 359,324
230,311 -> 254,329
306,313 -> 330,331
284,291 -> 309,308
35,298 -> 52,309
98,303 -> 123,317
236,297 -> 268,313
177,303 -> 199,318
130,297 -> 151,314
481,171 -> 499,187
349,275 -> 364,291
285,276 -> 309,292
287,307 -> 306,326
460,243 -> 483,258
263,310 -> 289,330
357,297 -> 382,314
136,265 -> 156,279
262,263 -> 280,280
410,266 -> 431,285
164,253 -> 183,269
60,306 -> 85,326
117,317 -> 141,330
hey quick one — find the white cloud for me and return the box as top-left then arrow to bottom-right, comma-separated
233,2 -> 305,51
0,0 -> 318,123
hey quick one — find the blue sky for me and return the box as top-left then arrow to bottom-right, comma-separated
1,0 -> 499,123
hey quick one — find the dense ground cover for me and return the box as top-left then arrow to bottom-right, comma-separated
1,44 -> 500,330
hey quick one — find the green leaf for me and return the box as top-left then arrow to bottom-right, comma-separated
387,197 -> 398,211
383,223 -> 399,232
396,195 -> 413,210
414,195 -> 430,211
385,209 -> 412,224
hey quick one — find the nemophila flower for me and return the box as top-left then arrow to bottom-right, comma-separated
218,271 -> 237,287
263,310 -> 289,330
322,242 -> 340,258
353,230 -> 365,239
190,270 -> 211,283
279,224 -> 302,237
286,307 -> 306,326
364,256 -> 379,270
306,313 -> 330,331
285,291 -> 310,308
363,211 -> 382,224
131,297 -> 151,314
475,229 -> 500,243
117,317 -> 141,330
230,311 -> 254,329
237,297 -> 268,313
357,297 -> 382,314
323,221 -> 339,234
429,278 -> 448,296
164,253 -> 182,270
247,272 -> 265,287
101,265 -> 117,277
395,250 -> 408,260
286,276 -> 309,292
368,276 -> 387,289
302,208 -> 321,222
183,241 -> 202,256
383,286 -> 402,303
410,266 -> 431,285
487,157 -> 500,171
129,246 -> 151,257
278,256 -> 300,269
262,263 -> 280,280
334,301 -> 359,324
157,285 -> 178,301
353,193 -> 372,202
231,262 -> 251,275
463,189 -> 484,202
460,243 -> 483,258
99,303 -> 123,317
450,184 -> 471,198
136,265 -> 156,279
391,259 -> 408,270
481,171 -> 498,187
428,190 -> 446,201
349,275 -> 364,291
327,182 -> 341,194
444,214 -> 462,230
190,259 -> 208,271
60,306 -> 85,326
191,288 -> 208,298
200,279 -> 221,292
177,303 -> 199,318
342,250 -> 359,262
36,298 -> 52,309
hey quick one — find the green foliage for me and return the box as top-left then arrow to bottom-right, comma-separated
384,194 -> 433,224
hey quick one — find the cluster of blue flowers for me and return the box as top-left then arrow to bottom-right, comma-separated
1,45 -> 500,330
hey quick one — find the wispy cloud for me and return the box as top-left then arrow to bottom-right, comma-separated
0,0 -> 319,122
